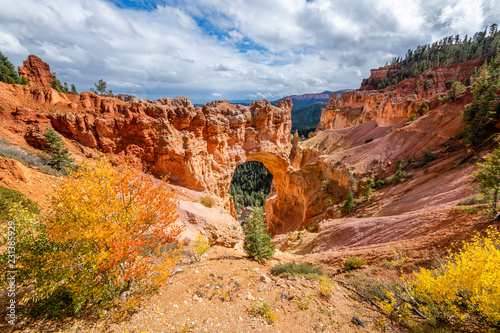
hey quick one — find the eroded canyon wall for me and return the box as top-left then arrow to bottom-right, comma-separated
318,57 -> 486,131
0,82 -> 294,222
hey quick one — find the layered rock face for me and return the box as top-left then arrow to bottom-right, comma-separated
317,90 -> 419,130
54,96 -> 293,215
18,55 -> 54,87
360,64 -> 401,90
318,57 -> 486,131
0,83 -> 293,222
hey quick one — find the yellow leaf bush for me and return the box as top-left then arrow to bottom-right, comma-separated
191,234 -> 213,262
380,227 -> 500,326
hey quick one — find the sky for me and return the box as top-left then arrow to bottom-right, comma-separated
0,0 -> 499,104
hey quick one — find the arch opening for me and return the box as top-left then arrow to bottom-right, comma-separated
228,161 -> 273,219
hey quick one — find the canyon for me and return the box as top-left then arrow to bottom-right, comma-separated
0,54 -> 493,265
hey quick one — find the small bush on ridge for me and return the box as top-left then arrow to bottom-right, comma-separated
249,300 -> 277,324
343,256 -> 366,271
270,262 -> 323,277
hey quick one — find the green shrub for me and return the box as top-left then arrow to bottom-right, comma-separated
418,99 -> 429,116
295,293 -> 315,310
343,256 -> 366,271
249,300 -> 277,324
423,151 -> 435,163
374,179 -> 385,188
270,262 -> 323,277
200,197 -> 213,208
321,179 -> 332,192
439,81 -> 467,103
392,159 -> 407,183
242,207 -> 274,263
361,178 -> 375,199
341,192 -> 355,213
457,195 -> 486,206
0,186 -> 39,221
393,169 -> 406,183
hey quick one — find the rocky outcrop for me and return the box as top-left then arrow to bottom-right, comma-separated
18,55 -> 53,87
318,57 -> 487,131
360,64 -> 401,90
317,90 -> 419,130
115,94 -> 139,103
359,56 -> 487,93
0,51 -> 487,240
0,83 -> 293,221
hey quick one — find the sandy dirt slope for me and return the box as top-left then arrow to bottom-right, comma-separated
13,247 -> 401,333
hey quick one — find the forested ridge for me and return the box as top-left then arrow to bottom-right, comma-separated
369,24 -> 500,89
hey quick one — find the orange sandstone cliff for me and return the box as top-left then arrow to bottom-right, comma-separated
317,57 -> 486,131
18,55 -> 54,87
0,82 -> 293,223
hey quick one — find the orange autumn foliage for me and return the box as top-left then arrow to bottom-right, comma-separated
41,156 -> 183,309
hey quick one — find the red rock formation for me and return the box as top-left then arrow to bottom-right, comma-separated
318,57 -> 487,131
0,83 -> 293,222
18,55 -> 54,87
359,56 -> 486,93
360,64 -> 401,90
115,94 -> 139,103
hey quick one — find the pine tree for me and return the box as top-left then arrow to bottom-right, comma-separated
474,143 -> 500,218
43,128 -> 74,171
341,192 -> 355,213
463,54 -> 500,145
90,79 -> 113,97
361,178 -> 375,200
242,207 -> 275,263
50,73 -> 68,93
0,51 -> 27,85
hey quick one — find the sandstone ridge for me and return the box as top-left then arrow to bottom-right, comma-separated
0,82 -> 294,224
318,57 -> 486,131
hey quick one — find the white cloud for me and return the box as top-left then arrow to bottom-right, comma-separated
0,0 -> 498,103
0,33 -> 28,55
439,0 -> 485,35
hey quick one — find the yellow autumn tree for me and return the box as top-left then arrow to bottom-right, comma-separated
32,157 -> 183,314
380,227 -> 500,327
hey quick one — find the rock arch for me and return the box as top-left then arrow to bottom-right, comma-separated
43,92 -> 299,232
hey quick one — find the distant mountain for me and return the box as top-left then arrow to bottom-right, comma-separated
272,90 -> 351,111
226,99 -> 253,105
